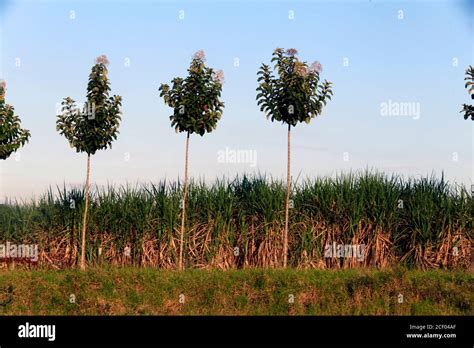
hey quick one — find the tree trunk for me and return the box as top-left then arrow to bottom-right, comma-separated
283,124 -> 291,268
179,132 -> 190,270
69,209 -> 75,268
80,154 -> 91,271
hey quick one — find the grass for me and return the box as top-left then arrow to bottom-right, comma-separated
0,267 -> 471,315
0,172 -> 472,269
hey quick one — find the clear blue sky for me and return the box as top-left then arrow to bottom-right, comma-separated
0,0 -> 473,199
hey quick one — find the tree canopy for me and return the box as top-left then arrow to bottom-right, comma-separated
56,56 -> 122,155
461,65 -> 473,121
159,50 -> 224,136
0,81 -> 31,160
256,48 -> 332,126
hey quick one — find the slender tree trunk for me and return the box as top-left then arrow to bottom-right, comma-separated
69,210 -> 75,268
179,132 -> 190,270
80,154 -> 91,271
283,124 -> 291,268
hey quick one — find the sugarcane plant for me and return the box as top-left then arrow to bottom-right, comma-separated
256,48 -> 333,268
461,65 -> 474,120
0,81 -> 30,160
56,55 -> 122,270
159,50 -> 224,270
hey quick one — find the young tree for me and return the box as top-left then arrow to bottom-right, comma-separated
159,50 -> 224,270
56,55 -> 122,270
461,65 -> 473,120
0,81 -> 30,160
256,48 -> 333,268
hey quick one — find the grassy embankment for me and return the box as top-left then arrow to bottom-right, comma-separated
0,268 -> 472,315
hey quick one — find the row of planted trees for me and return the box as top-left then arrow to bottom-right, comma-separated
1,50 -> 473,270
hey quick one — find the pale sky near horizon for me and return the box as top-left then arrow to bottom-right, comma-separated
0,0 -> 473,200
